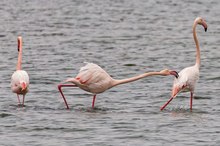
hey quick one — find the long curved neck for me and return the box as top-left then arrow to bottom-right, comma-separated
112,72 -> 164,87
193,21 -> 200,68
16,38 -> 22,70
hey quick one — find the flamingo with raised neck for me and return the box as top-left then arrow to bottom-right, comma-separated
11,36 -> 29,106
160,17 -> 208,111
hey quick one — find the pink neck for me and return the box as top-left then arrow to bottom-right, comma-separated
112,72 -> 163,87
193,21 -> 200,68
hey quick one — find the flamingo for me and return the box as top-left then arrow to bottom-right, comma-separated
160,17 -> 208,111
58,62 -> 179,109
11,36 -> 29,106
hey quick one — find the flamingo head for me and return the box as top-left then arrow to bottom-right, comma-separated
17,36 -> 22,52
20,81 -> 27,91
195,17 -> 207,32
160,69 -> 179,78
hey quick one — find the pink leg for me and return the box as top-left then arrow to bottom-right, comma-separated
22,95 -> 25,107
190,92 -> 193,111
58,84 -> 77,110
160,96 -> 174,111
92,95 -> 96,108
17,94 -> 21,105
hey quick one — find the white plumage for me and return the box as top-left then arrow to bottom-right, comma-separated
74,63 -> 113,93
11,70 -> 29,94
172,65 -> 199,94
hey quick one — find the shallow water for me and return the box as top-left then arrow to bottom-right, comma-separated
0,0 -> 220,145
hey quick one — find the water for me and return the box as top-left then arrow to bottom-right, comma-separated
0,0 -> 219,145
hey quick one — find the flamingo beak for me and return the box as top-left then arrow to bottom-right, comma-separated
170,71 -> 179,78
21,82 -> 27,91
18,40 -> 20,52
202,20 -> 208,32
17,37 -> 21,52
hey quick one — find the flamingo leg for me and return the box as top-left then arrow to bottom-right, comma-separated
17,94 -> 21,105
160,86 -> 182,111
190,92 -> 193,111
92,95 -> 96,108
58,84 -> 77,110
160,96 -> 174,111
22,95 -> 25,107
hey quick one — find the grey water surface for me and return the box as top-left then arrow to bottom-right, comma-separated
0,0 -> 219,145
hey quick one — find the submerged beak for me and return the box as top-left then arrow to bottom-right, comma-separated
170,71 -> 179,78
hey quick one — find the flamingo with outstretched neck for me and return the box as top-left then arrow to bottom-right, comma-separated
58,62 -> 179,109
11,36 -> 29,106
160,17 -> 208,111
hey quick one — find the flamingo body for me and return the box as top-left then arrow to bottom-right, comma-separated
11,70 -> 29,94
70,63 -> 114,94
172,65 -> 199,97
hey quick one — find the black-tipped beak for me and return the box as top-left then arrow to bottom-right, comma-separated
201,20 -> 208,32
17,36 -> 22,52
170,71 -> 179,78
17,40 -> 20,52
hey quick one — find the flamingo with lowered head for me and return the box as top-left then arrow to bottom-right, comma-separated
58,62 -> 179,109
11,36 -> 29,106
160,17 -> 208,111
